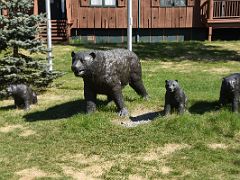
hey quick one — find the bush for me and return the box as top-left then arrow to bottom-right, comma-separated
0,0 -> 62,98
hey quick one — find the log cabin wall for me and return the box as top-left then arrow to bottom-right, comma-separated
69,0 -> 205,29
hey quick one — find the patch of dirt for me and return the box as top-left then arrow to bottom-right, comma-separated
160,62 -> 194,73
137,144 -> 190,161
155,61 -> 232,75
208,143 -> 228,149
202,67 -> 231,74
82,162 -> 113,177
0,124 -> 36,137
72,154 -> 101,164
160,166 -> 172,174
113,106 -> 161,128
38,94 -> 66,101
19,129 -> 36,137
0,124 -> 24,133
15,167 -> 58,180
61,154 -> 113,179
61,166 -> 99,180
129,174 -> 148,180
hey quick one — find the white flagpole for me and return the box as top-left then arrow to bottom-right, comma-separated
46,0 -> 53,71
127,0 -> 132,51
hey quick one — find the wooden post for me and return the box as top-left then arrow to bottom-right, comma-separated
208,0 -> 213,41
66,0 -> 72,24
208,0 -> 213,20
33,0 -> 38,15
208,26 -> 212,42
66,0 -> 73,41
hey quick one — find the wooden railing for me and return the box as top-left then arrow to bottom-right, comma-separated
201,0 -> 240,21
201,1 -> 209,21
213,0 -> 240,18
39,20 -> 68,42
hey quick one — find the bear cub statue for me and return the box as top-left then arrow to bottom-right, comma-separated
219,73 -> 240,113
164,80 -> 187,115
71,48 -> 149,116
7,84 -> 37,110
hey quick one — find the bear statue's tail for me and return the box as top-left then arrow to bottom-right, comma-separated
32,92 -> 38,104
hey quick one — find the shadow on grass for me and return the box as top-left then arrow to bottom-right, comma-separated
130,111 -> 163,122
0,105 -> 15,110
24,99 -> 108,122
189,100 -> 220,114
71,42 -> 240,62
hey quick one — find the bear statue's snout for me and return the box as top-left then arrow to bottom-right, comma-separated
71,65 -> 85,77
6,87 -> 12,95
166,86 -> 174,92
71,65 -> 77,72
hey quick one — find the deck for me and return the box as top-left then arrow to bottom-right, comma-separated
201,0 -> 240,40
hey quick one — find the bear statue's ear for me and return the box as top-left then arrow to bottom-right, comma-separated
175,80 -> 178,82
71,51 -> 75,58
165,80 -> 169,84
89,52 -> 96,59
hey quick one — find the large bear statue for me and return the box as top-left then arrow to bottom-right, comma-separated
164,80 -> 187,115
71,48 -> 149,116
219,73 -> 240,112
7,84 -> 38,110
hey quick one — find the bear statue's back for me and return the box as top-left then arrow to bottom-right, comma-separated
90,49 -> 141,89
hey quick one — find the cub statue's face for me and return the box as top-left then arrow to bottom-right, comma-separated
71,51 -> 96,77
6,85 -> 17,95
223,78 -> 237,92
165,80 -> 179,93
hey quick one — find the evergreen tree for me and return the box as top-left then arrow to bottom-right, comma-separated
0,0 -> 61,98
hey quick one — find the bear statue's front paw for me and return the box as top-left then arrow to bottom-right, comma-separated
118,108 -> 128,117
24,107 -> 30,111
143,95 -> 150,101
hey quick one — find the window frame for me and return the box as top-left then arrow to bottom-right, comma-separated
90,0 -> 117,7
160,0 -> 187,7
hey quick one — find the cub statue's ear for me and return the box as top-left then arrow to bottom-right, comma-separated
89,52 -> 96,59
84,52 -> 96,61
165,80 -> 169,84
175,80 -> 178,82
71,51 -> 75,58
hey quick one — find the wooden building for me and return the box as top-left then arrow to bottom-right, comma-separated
33,0 -> 240,43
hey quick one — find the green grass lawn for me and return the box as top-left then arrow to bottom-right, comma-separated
1,41 -> 240,179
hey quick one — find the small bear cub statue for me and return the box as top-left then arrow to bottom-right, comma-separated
6,84 -> 37,110
219,73 -> 240,113
164,80 -> 187,115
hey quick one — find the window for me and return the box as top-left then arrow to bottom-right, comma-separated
91,0 -> 103,6
90,0 -> 116,7
104,0 -> 116,6
160,0 -> 186,7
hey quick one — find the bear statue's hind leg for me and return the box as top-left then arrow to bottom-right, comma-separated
129,74 -> 148,99
112,86 -> 128,116
177,103 -> 185,115
24,99 -> 30,110
232,94 -> 239,113
32,92 -> 38,104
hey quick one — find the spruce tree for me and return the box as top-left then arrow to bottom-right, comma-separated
0,0 -> 61,98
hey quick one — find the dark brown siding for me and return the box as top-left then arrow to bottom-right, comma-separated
66,0 -> 204,29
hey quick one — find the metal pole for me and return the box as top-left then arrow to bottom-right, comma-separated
46,0 -> 53,71
127,0 -> 132,51
137,0 -> 140,43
